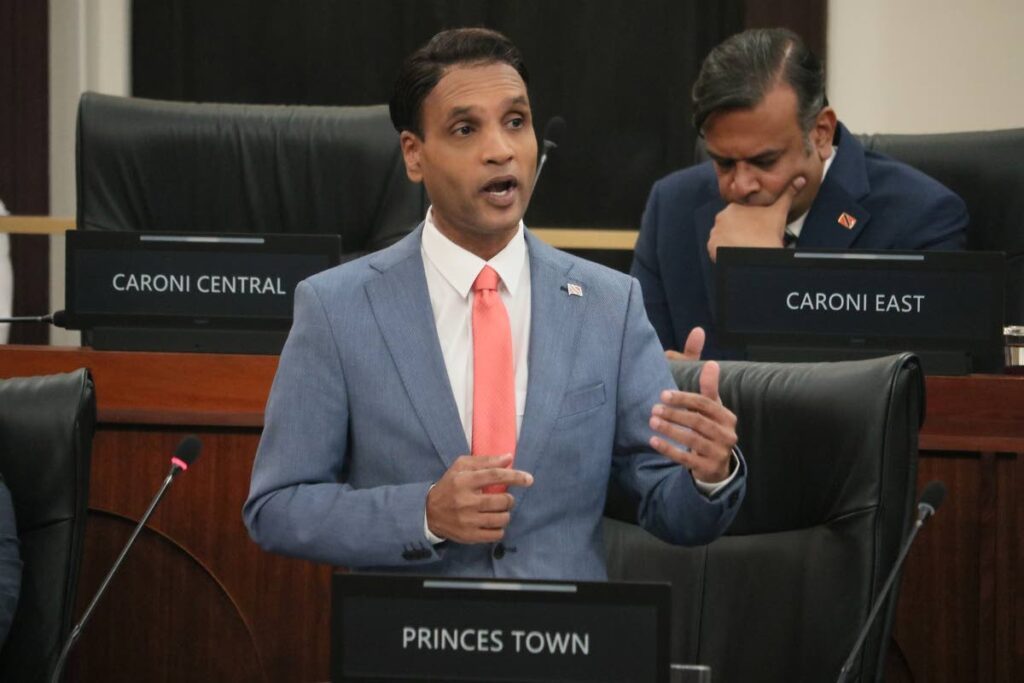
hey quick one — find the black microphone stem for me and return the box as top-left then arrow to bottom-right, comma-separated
0,315 -> 51,323
49,467 -> 179,683
535,143 -> 555,184
835,516 -> 925,683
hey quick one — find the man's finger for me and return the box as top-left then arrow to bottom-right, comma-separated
464,467 -> 534,490
477,493 -> 516,513
452,453 -> 514,471
773,175 -> 807,214
681,327 -> 706,361
651,405 -> 737,448
699,361 -> 720,403
649,435 -> 730,483
650,414 -> 733,460
657,390 -> 736,428
648,435 -> 703,470
474,511 -> 512,530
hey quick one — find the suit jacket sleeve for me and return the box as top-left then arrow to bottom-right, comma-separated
631,183 -> 678,350
243,281 -> 441,568
611,279 -> 746,546
911,188 -> 969,250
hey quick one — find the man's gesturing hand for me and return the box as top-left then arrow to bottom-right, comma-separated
426,454 -> 534,544
648,361 -> 737,483
665,326 -> 705,362
707,175 -> 807,262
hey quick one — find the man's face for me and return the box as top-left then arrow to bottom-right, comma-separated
703,83 -> 836,221
400,62 -> 537,259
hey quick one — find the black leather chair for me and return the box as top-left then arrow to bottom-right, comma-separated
76,91 -> 426,259
0,369 -> 96,683
605,353 -> 923,683
858,128 -> 1024,323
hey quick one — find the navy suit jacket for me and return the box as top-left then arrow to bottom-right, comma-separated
244,227 -> 745,581
631,122 -> 969,359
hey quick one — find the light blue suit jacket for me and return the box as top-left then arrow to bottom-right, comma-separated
244,227 -> 746,580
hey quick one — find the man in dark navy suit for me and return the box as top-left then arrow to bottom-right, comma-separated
632,28 -> 968,360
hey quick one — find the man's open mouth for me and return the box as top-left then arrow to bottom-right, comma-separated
482,177 -> 518,197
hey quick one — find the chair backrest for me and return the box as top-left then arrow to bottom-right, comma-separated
605,353 -> 923,683
0,369 -> 96,683
76,91 -> 426,259
858,128 -> 1024,323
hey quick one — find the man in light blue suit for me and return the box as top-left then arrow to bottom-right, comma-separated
244,28 -> 746,581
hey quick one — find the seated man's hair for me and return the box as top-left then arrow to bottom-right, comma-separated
692,28 -> 826,135
390,27 -> 530,138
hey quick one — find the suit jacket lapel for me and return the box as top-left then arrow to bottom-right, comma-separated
514,232 -> 587,489
364,227 -> 468,467
797,122 -> 873,249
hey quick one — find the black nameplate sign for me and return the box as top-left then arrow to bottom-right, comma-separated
331,573 -> 669,682
716,248 -> 1005,374
65,230 -> 341,353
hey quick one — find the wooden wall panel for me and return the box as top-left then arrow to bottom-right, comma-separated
892,454 -> 983,682
996,453 -> 1020,683
71,429 -> 332,683
0,1 -> 49,344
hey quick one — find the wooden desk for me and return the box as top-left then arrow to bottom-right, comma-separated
0,346 -> 1018,682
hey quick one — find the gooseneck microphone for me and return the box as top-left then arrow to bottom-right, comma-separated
534,115 -> 566,184
49,436 -> 203,683
836,481 -> 947,683
0,310 -> 69,327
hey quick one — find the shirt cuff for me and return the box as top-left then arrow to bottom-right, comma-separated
692,449 -> 741,498
424,484 -> 446,545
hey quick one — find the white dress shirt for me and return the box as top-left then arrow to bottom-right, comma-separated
419,208 -> 736,542
421,208 -> 531,441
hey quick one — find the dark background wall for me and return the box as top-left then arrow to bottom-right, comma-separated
0,0 -> 50,344
131,0 -> 825,230
0,0 -> 825,344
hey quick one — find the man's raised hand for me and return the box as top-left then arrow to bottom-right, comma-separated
648,361 -> 736,483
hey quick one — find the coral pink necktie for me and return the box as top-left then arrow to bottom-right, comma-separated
471,265 -> 516,493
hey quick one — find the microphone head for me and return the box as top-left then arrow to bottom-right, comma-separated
542,115 -> 566,146
172,435 -> 203,468
919,480 -> 947,512
50,310 -> 69,328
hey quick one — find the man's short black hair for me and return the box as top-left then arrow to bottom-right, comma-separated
389,27 -> 530,138
692,28 -> 827,135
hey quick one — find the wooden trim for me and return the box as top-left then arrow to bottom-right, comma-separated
530,228 -> 638,250
0,217 -> 642,251
0,215 -> 74,234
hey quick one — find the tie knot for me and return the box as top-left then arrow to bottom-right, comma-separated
472,265 -> 501,293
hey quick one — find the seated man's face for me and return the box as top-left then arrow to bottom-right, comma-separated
703,83 -> 835,222
400,62 -> 537,257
